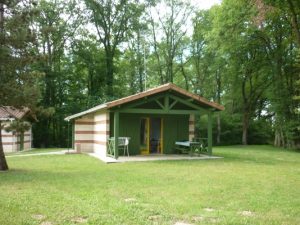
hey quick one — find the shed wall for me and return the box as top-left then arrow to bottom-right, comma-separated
93,112 -> 109,157
74,114 -> 94,152
2,122 -> 32,153
74,111 -> 109,155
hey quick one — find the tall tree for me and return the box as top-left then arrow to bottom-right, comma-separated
119,12 -> 149,93
71,34 -> 107,106
148,0 -> 192,83
253,0 -> 300,148
85,0 -> 144,98
192,8 -> 227,144
33,0 -> 84,147
0,0 -> 40,170
209,0 -> 274,145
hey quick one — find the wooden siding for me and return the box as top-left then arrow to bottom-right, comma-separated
74,115 -> 95,152
93,112 -> 109,157
74,111 -> 109,155
110,113 -> 189,155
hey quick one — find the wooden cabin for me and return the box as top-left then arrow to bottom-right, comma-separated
65,83 -> 224,159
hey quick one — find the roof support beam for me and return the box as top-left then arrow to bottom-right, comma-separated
116,108 -> 200,115
120,95 -> 164,109
169,94 -> 210,114
164,94 -> 169,112
155,99 -> 164,109
169,100 -> 178,109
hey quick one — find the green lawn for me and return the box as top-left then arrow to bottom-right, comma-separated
1,146 -> 299,225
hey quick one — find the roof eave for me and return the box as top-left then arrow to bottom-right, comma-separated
64,104 -> 107,121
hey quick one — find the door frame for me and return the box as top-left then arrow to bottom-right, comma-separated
140,117 -> 163,155
140,117 -> 150,155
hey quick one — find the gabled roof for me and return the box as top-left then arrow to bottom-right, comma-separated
0,106 -> 30,121
65,83 -> 224,121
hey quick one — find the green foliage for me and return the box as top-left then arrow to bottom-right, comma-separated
0,1 -> 41,108
32,0 -> 86,148
5,120 -> 31,135
0,0 -> 41,170
84,0 -> 145,97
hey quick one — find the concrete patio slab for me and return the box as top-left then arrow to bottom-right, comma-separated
6,150 -> 77,158
88,153 -> 222,163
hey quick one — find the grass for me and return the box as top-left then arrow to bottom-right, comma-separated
1,145 -> 299,225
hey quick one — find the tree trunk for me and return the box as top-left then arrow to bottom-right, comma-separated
180,60 -> 189,90
287,0 -> 300,47
0,3 -> 4,76
106,52 -> 114,97
281,129 -> 285,148
0,3 -> 4,41
242,111 -> 249,145
20,132 -> 24,151
0,121 -> 9,171
216,69 -> 221,144
137,31 -> 144,92
167,58 -> 174,83
274,129 -> 280,147
217,113 -> 221,144
138,65 -> 143,92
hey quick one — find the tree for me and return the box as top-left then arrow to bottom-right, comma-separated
252,0 -> 300,148
71,34 -> 107,106
85,0 -> 144,97
33,0 -> 84,147
0,0 -> 40,170
148,0 -> 192,83
191,8 -> 228,144
207,0 -> 275,145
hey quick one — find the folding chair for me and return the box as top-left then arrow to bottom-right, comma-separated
118,137 -> 130,157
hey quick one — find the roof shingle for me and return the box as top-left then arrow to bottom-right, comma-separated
0,106 -> 30,120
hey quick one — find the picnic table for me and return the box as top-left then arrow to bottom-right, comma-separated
175,138 -> 208,156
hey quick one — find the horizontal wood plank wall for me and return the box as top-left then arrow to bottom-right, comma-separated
2,125 -> 32,153
94,112 -> 109,157
74,114 -> 95,152
74,111 -> 109,155
189,114 -> 195,141
2,140 -> 31,145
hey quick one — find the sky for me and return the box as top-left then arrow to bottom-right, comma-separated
84,0 -> 222,42
151,0 -> 222,38
191,0 -> 222,9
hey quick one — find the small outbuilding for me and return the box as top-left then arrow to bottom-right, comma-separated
65,83 -> 224,159
0,106 -> 32,153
